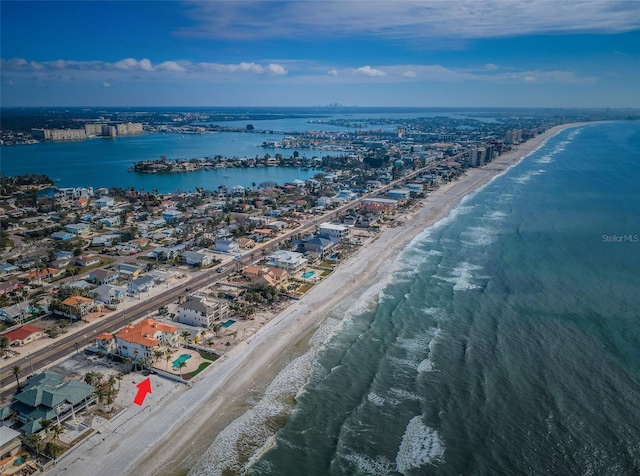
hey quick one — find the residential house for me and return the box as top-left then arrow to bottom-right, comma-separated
0,426 -> 21,460
58,296 -> 95,319
162,209 -> 182,223
74,254 -> 100,267
112,262 -> 143,279
114,319 -> 179,360
318,222 -> 351,240
0,370 -> 96,436
243,266 -> 288,287
50,231 -> 74,241
182,250 -> 214,268
387,188 -> 411,201
0,304 -> 23,322
236,237 -> 255,249
0,281 -> 21,296
303,235 -> 339,256
267,250 -> 307,273
89,284 -> 126,304
89,268 -> 119,285
1,325 -> 46,346
214,240 -> 241,254
64,223 -> 91,236
23,267 -> 64,283
177,296 -> 229,328
127,275 -> 155,296
94,196 -> 115,209
0,263 -> 19,275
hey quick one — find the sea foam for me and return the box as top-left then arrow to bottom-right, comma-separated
395,416 -> 445,473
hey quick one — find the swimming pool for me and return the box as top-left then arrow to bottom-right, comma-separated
172,354 -> 191,368
221,319 -> 236,328
301,271 -> 315,279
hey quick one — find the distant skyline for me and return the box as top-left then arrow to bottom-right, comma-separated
1,0 -> 639,108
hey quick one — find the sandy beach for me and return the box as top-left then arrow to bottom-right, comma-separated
45,123 -> 581,476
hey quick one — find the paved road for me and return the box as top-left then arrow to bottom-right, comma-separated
0,157 -> 465,402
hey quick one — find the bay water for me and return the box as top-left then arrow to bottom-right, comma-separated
194,121 -> 640,475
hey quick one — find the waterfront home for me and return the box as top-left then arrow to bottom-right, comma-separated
303,235 -> 339,255
387,188 -> 412,201
318,222 -> 351,240
214,240 -> 241,254
1,324 -> 45,346
267,250 -> 307,273
0,370 -> 96,436
243,266 -> 287,286
177,296 -> 229,328
113,319 -> 179,360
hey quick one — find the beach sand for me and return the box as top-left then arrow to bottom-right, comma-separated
46,123 -> 581,476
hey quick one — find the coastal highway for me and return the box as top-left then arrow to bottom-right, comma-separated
0,155 -> 465,402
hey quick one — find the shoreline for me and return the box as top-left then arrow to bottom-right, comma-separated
46,123 -> 583,476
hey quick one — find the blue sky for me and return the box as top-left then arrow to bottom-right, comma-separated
1,0 -> 639,108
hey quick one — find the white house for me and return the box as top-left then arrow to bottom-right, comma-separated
214,240 -> 240,254
318,222 -> 351,240
113,319 -> 179,360
177,296 -> 229,328
267,250 -> 307,273
89,284 -> 126,304
182,250 -> 214,267
94,196 -> 115,209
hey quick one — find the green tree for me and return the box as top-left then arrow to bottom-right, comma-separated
11,365 -> 22,388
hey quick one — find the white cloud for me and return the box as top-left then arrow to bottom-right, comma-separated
354,65 -> 387,77
402,70 -> 417,78
328,69 -> 338,76
179,1 -> 640,41
102,81 -> 111,88
485,63 -> 499,71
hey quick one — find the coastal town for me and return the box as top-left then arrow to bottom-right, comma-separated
0,109 -> 601,473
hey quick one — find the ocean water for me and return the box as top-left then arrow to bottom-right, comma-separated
191,121 -> 640,475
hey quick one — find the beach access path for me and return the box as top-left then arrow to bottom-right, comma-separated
45,123 -> 581,476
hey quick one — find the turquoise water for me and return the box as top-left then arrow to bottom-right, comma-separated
221,319 -> 236,328
192,121 -> 640,475
172,354 -> 191,368
301,271 -> 315,279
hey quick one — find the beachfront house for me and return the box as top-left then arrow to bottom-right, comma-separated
0,370 -> 96,436
177,296 -> 229,328
242,266 -> 288,287
57,296 -> 95,319
318,223 -> 351,241
114,319 -> 179,361
89,268 -> 119,285
267,250 -> 307,273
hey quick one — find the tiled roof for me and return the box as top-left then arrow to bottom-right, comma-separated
116,319 -> 177,348
62,296 -> 93,307
2,324 -> 43,342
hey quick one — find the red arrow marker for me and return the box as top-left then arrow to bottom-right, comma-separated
133,377 -> 152,406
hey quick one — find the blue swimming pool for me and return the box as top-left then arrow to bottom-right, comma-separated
302,271 -> 315,279
221,319 -> 236,328
172,354 -> 191,368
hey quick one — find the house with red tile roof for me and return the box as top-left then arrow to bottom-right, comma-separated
114,319 -> 179,361
1,325 -> 45,346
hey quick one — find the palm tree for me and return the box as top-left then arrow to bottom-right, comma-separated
0,336 -> 9,357
40,418 -> 53,438
51,424 -> 64,442
165,353 -> 172,372
153,349 -> 163,365
11,365 -> 22,388
178,361 -> 187,379
180,331 -> 191,348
